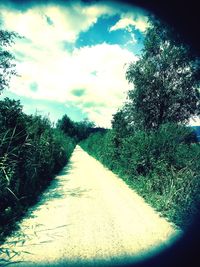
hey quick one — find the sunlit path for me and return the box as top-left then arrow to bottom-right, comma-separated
0,146 -> 182,266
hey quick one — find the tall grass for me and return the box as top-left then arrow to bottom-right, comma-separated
0,98 -> 76,241
80,124 -> 200,229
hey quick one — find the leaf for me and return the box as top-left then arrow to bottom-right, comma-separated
6,187 -> 19,201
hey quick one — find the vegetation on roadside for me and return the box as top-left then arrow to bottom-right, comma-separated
0,27 -> 78,241
0,96 -> 101,242
80,16 -> 200,230
80,125 -> 200,229
0,97 -> 76,240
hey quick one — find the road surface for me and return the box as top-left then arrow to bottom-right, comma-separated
0,146 -> 182,266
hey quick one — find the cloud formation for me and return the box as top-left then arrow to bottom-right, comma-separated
0,1 -> 147,127
110,16 -> 149,33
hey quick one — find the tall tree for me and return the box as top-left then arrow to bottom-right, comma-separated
125,17 -> 200,131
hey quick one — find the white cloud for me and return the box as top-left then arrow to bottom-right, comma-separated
0,2 -> 139,128
110,13 -> 149,33
0,3 -> 114,46
9,42 -> 137,127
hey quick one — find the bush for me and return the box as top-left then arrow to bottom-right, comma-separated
81,123 -> 200,229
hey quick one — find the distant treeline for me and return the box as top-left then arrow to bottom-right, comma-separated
56,114 -> 106,142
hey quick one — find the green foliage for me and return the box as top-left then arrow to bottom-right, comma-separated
111,109 -> 132,160
56,114 -> 77,139
125,17 -> 200,131
80,130 -> 117,171
116,123 -> 198,177
134,161 -> 200,228
74,118 -> 96,141
0,98 -> 75,235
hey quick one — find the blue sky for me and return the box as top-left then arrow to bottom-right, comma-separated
75,14 -> 145,55
0,0 -> 149,127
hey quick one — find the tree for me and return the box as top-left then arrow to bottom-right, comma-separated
125,16 -> 200,131
56,114 -> 76,138
0,28 -> 19,93
111,109 -> 131,149
75,118 -> 96,140
57,115 -> 97,142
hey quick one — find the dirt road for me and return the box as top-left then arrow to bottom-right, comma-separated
0,146 -> 182,266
